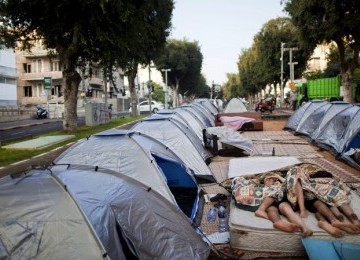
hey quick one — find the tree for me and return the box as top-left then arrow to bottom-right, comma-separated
285,0 -> 360,102
223,73 -> 241,100
154,39 -> 203,107
0,0 -> 173,130
237,17 -> 313,100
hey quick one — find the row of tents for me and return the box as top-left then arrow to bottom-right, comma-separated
284,100 -> 360,170
0,99 -> 222,259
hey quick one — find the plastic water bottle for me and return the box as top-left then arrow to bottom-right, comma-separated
207,208 -> 216,222
218,206 -> 228,232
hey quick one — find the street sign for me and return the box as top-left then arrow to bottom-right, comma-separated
214,85 -> 221,92
44,77 -> 52,89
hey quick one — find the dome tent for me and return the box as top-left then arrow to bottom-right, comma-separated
131,117 -> 215,182
0,172 -> 107,259
55,129 -> 201,220
313,105 -> 360,170
223,98 -> 248,113
53,165 -> 210,260
284,100 -> 328,132
295,101 -> 352,138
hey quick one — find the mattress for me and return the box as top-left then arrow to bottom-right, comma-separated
229,191 -> 360,254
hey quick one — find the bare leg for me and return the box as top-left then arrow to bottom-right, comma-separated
315,212 -> 344,238
267,205 -> 300,233
278,202 -> 313,237
336,204 -> 360,233
338,204 -> 360,225
295,181 -> 308,218
255,197 -> 275,220
313,200 -> 356,233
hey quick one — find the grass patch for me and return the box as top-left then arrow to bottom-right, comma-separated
0,116 -> 143,167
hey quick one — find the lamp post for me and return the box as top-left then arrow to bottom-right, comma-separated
280,42 -> 285,106
161,68 -> 171,109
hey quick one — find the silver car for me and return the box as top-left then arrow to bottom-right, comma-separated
129,100 -> 164,113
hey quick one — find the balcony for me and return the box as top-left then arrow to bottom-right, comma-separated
21,71 -> 63,81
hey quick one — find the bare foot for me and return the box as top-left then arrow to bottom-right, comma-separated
255,209 -> 269,220
273,221 -> 301,233
318,220 -> 344,238
300,210 -> 309,218
333,220 -> 360,234
299,226 -> 313,237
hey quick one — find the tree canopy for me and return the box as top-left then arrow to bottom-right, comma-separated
153,39 -> 203,106
285,0 -> 360,102
0,0 -> 174,129
236,17 -> 312,99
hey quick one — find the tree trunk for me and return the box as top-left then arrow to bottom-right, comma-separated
341,69 -> 354,103
128,65 -> 138,116
62,60 -> 81,132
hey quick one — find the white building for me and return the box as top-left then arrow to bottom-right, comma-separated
0,48 -> 17,106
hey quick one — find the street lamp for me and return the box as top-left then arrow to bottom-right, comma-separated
161,68 -> 171,109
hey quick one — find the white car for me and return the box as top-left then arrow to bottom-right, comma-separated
129,100 -> 164,113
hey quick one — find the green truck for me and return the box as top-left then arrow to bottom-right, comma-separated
295,75 -> 360,106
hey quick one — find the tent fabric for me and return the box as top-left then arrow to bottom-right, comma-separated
309,102 -> 353,140
173,107 -> 206,142
0,172 -> 107,259
135,117 -> 212,161
52,166 -> 210,260
224,98 -> 248,113
194,98 -> 218,115
313,105 -> 360,170
131,117 -> 215,181
55,130 -> 177,205
296,101 -> 352,137
188,102 -> 215,127
284,100 -> 328,131
180,104 -> 214,127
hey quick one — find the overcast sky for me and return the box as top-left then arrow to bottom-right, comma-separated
170,0 -> 287,85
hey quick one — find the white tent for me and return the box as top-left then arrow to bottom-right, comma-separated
131,117 -> 215,181
295,101 -> 352,137
313,105 -> 360,170
284,100 -> 328,132
194,98 -> 218,115
0,172 -> 107,259
224,98 -> 248,113
0,166 -> 210,260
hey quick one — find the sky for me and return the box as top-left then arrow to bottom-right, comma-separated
170,0 -> 287,85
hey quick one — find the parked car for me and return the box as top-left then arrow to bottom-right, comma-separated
129,100 -> 164,113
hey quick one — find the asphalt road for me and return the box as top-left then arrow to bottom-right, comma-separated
0,117 -> 86,144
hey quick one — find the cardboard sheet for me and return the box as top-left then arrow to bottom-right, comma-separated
228,156 -> 301,178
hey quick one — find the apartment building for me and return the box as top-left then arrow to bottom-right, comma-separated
0,48 -> 17,106
15,39 -> 125,107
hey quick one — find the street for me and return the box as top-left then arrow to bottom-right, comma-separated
0,117 -> 86,144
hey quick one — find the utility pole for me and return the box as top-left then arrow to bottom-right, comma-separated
148,63 -> 152,113
161,68 -> 171,109
280,42 -> 285,106
284,47 -> 298,90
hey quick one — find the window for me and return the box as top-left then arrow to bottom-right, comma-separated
23,63 -> 31,73
37,59 -> 42,72
24,86 -> 32,97
51,85 -> 62,96
50,61 -> 61,71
